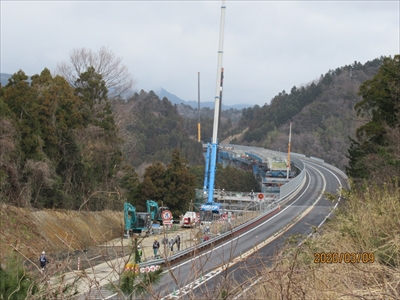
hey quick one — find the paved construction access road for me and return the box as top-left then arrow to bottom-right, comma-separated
48,212 -> 260,298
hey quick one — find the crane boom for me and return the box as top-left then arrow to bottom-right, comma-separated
211,1 -> 226,144
124,202 -> 137,231
202,1 -> 226,213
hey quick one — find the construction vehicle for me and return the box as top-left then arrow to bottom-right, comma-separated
146,200 -> 169,224
124,202 -> 152,237
180,211 -> 199,228
201,2 -> 226,216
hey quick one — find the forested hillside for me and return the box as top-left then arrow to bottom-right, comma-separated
178,104 -> 242,144
346,55 -> 400,182
229,58 -> 385,170
0,67 -> 207,214
0,68 -> 124,210
1,50 -> 396,216
0,53 -> 398,299
252,55 -> 399,300
0,47 -> 259,214
112,90 -> 204,171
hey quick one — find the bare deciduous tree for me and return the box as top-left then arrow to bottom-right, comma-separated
56,47 -> 135,98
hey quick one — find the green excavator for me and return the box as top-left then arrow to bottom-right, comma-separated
124,202 -> 152,237
146,200 -> 169,224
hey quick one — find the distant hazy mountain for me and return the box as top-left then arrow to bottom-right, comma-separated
156,88 -> 251,110
1,73 -> 12,86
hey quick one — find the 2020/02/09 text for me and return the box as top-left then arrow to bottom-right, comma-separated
314,252 -> 374,263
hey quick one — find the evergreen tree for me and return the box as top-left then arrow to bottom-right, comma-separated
118,164 -> 140,207
0,254 -> 37,298
136,150 -> 195,216
72,66 -> 123,210
163,149 -> 196,216
0,67 -> 124,210
346,55 -> 400,180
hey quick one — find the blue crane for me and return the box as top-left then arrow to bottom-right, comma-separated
201,1 -> 226,215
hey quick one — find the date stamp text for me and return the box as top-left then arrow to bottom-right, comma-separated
314,252 -> 374,263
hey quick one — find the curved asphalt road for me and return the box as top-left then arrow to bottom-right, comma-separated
150,158 -> 348,299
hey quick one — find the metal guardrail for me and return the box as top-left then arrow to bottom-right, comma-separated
138,205 -> 280,267
280,156 -> 305,199
138,173 -> 307,268
138,146 -> 308,268
306,157 -> 349,184
309,156 -> 325,163
322,161 -> 348,181
80,148 -> 339,299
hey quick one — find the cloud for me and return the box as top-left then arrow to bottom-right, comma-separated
1,1 -> 399,106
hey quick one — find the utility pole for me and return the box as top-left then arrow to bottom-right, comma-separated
287,122 -> 292,179
198,72 -> 201,142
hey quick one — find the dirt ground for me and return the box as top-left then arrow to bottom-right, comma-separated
0,204 -> 204,272
0,203 -> 124,269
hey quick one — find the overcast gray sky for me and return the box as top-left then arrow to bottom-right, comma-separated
1,1 -> 399,106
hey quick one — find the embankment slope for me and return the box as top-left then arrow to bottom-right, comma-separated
0,204 -> 123,264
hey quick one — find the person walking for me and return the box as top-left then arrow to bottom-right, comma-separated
39,251 -> 47,270
153,238 -> 160,257
176,234 -> 181,251
169,238 -> 174,254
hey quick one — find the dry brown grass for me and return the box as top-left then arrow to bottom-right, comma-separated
238,180 -> 400,299
2,182 -> 398,299
0,204 -> 124,266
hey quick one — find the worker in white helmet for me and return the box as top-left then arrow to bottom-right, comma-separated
39,251 -> 48,270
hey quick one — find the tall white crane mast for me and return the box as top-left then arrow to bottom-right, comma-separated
202,1 -> 227,210
211,0 -> 226,144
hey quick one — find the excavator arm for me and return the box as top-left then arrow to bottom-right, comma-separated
146,200 -> 169,223
146,200 -> 158,221
124,202 -> 137,231
124,202 -> 153,236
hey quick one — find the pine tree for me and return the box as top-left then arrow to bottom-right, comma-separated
164,149 -> 196,216
347,55 -> 400,180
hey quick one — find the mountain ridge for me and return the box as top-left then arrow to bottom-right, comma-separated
1,73 -> 251,110
155,87 -> 251,110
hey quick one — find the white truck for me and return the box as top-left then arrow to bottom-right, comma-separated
180,212 -> 199,228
